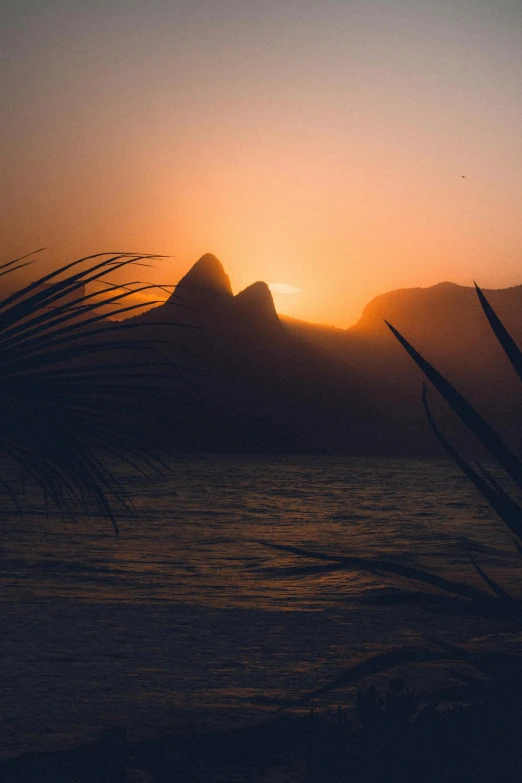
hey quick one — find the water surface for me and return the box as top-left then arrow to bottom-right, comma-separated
2,456 -> 520,756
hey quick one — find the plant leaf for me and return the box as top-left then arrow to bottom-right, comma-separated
475,283 -> 522,383
421,384 -> 522,540
385,320 -> 522,490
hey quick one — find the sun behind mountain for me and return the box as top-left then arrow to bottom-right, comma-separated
268,283 -> 302,295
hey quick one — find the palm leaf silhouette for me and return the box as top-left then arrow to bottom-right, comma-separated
0,251 -> 184,532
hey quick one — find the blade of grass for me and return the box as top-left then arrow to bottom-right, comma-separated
386,320 -> 522,489
475,283 -> 522,383
421,384 -> 522,539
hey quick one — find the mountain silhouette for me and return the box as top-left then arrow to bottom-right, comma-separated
351,281 -> 522,353
172,252 -> 233,297
235,282 -> 282,332
119,257 -> 522,457
123,254 -> 362,452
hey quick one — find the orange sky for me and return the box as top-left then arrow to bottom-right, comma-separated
2,0 -> 521,327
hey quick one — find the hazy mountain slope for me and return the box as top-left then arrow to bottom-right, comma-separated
124,255 -> 366,453
351,281 -> 522,339
282,281 -> 522,363
346,281 -> 522,456
284,279 -> 522,413
120,259 -> 522,457
346,281 -> 522,413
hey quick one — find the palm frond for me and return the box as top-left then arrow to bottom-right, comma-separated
421,384 -> 522,540
256,540 -> 506,607
385,319 -> 522,490
475,283 -> 522,383
0,251 -> 184,531
467,551 -> 512,600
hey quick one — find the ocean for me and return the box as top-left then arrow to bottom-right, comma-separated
1,455 -> 521,757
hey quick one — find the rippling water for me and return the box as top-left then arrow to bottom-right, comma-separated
2,455 -> 521,757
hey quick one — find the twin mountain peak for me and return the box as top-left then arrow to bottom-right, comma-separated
162,253 -> 522,342
166,253 -> 281,330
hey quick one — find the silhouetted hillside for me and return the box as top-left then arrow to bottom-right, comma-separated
351,282 -> 522,434
123,255 -> 363,453
118,258 -> 522,457
279,314 -> 347,353
175,252 -> 233,296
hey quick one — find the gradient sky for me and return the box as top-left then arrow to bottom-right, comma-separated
2,0 -> 521,326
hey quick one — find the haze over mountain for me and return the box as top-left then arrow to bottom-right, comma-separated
168,253 -> 282,335
124,255 -> 522,457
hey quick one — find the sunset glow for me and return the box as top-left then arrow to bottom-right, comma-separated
268,284 -> 302,295
2,0 -> 521,326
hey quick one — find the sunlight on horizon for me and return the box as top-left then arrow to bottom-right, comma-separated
2,0 -> 521,327
268,283 -> 303,295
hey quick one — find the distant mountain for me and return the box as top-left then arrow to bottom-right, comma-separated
173,252 -> 233,296
125,254 -> 358,453
350,281 -> 522,355
279,314 -> 347,353
120,257 -> 522,457
283,281 -> 522,352
284,279 -> 522,396
163,253 -> 280,335
235,281 -> 282,332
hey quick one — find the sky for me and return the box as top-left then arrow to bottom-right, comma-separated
2,0 -> 521,327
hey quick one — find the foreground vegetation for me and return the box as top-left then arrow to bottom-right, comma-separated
3,678 -> 522,782
0,250 -> 181,530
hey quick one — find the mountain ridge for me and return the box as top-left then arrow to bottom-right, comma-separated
169,252 -> 233,300
121,254 -> 522,456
